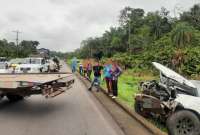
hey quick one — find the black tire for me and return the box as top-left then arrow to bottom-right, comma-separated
0,94 -> 4,100
134,100 -> 149,117
167,110 -> 200,135
6,94 -> 24,102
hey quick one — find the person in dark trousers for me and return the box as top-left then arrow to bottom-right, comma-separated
88,61 -> 103,92
111,61 -> 122,98
79,63 -> 83,75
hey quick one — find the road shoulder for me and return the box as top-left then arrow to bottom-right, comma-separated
76,73 -> 158,135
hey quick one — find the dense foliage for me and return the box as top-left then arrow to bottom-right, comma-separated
69,4 -> 200,76
0,39 -> 39,58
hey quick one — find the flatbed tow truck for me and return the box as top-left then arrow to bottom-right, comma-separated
0,72 -> 74,101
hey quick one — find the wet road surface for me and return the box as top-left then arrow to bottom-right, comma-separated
0,63 -> 125,135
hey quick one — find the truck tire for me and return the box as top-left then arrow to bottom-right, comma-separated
0,94 -> 4,100
134,100 -> 149,117
167,110 -> 200,135
6,94 -> 24,102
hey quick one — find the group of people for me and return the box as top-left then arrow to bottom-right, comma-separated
87,60 -> 122,99
79,60 -> 93,80
71,57 -> 122,98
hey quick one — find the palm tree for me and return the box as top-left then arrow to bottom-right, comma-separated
171,22 -> 193,48
152,18 -> 162,39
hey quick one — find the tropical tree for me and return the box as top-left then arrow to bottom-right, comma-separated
171,22 -> 194,48
146,8 -> 171,39
180,4 -> 200,30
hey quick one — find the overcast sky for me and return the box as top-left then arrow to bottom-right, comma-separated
0,0 -> 198,52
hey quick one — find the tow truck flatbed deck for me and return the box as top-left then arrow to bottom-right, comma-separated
0,72 -> 75,99
0,73 -> 72,83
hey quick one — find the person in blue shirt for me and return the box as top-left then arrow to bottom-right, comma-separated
71,57 -> 77,73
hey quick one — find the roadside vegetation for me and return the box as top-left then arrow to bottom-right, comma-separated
66,3 -> 200,132
67,4 -> 200,77
67,4 -> 200,105
0,40 -> 40,58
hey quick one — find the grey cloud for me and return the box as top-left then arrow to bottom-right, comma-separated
0,0 -> 198,52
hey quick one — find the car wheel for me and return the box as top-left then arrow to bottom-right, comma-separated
39,67 -> 43,73
134,100 -> 149,117
6,94 -> 24,102
167,110 -> 200,135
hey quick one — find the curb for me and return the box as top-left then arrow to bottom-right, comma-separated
76,73 -> 167,135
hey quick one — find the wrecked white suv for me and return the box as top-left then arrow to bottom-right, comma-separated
135,62 -> 200,135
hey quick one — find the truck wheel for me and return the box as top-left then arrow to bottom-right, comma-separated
167,110 -> 200,135
0,94 -> 4,100
6,94 -> 24,102
134,100 -> 149,117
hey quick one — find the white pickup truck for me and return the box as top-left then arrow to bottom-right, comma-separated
15,57 -> 49,73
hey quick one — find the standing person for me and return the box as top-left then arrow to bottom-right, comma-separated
103,63 -> 112,96
71,57 -> 77,73
111,61 -> 122,99
53,56 -> 60,70
79,63 -> 83,75
86,62 -> 92,80
88,61 -> 103,92
82,60 -> 87,77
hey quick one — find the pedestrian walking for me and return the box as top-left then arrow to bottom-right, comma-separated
88,61 -> 103,92
86,62 -> 92,80
79,63 -> 83,75
111,61 -> 122,99
71,57 -> 77,73
82,59 -> 88,77
103,63 -> 113,96
53,56 -> 60,70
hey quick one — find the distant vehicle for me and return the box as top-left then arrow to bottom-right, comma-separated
0,63 -> 10,73
135,62 -> 200,135
0,57 -> 8,63
8,58 -> 25,69
15,57 -> 49,73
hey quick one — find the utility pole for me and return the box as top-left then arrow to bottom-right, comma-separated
12,30 -> 21,57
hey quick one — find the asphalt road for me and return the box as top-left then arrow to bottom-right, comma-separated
0,63 -> 125,135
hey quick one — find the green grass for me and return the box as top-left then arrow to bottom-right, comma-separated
117,70 -> 156,107
100,70 -> 167,132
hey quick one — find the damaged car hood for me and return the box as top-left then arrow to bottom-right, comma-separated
152,62 -> 196,89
